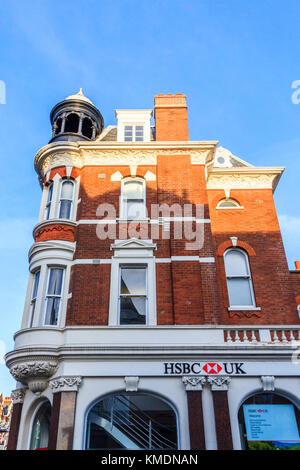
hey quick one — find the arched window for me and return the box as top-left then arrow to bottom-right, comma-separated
217,198 -> 242,209
82,117 -> 93,139
45,183 -> 53,220
121,178 -> 146,220
30,401 -> 51,450
86,392 -> 178,450
238,392 -> 300,450
59,180 -> 75,219
224,248 -> 255,308
54,117 -> 62,135
64,113 -> 80,133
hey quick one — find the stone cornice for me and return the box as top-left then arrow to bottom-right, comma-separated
207,167 -> 284,192
34,141 -> 218,178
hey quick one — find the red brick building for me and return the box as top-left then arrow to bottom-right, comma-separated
5,91 -> 300,450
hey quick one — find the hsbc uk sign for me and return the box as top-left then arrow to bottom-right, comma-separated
163,362 -> 246,375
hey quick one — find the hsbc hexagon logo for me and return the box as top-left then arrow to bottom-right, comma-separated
203,363 -> 222,374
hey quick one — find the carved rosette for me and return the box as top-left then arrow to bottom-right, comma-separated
9,361 -> 58,395
182,376 -> 206,391
49,376 -> 82,393
207,376 -> 231,391
11,388 -> 27,404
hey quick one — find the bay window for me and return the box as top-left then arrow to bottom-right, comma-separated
44,267 -> 64,325
59,180 -> 74,219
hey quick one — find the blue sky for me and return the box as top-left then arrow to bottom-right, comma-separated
0,0 -> 300,396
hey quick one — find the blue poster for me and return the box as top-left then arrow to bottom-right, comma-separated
243,404 -> 300,442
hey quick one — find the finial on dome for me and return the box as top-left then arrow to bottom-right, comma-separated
65,89 -> 93,104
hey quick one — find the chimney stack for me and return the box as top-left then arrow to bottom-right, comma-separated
154,93 -> 189,141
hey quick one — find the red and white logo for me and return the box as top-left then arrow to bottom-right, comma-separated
203,363 -> 222,374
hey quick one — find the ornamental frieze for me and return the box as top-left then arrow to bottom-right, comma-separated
34,147 -> 215,177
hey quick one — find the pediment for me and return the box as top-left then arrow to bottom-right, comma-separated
111,238 -> 156,251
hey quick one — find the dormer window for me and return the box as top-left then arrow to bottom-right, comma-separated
124,125 -> 144,142
115,110 -> 152,142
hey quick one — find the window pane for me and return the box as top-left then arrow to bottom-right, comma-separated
120,268 -> 146,295
45,297 -> 60,325
47,268 -> 63,295
123,181 -> 144,199
59,200 -> 72,219
47,185 -> 53,203
225,250 -> 249,277
33,271 -> 40,299
61,181 -> 74,199
126,201 -> 145,219
219,199 -> 238,208
227,278 -> 253,306
120,297 -> 146,325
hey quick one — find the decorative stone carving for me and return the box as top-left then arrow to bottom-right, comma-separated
35,144 -> 217,178
49,376 -> 82,393
124,376 -> 139,392
9,361 -> 58,395
207,173 -> 280,190
207,376 -> 231,391
261,376 -> 275,391
182,376 -> 206,391
11,388 -> 27,404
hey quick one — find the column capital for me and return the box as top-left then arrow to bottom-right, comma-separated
11,388 -> 27,404
182,376 -> 206,391
49,376 -> 82,393
207,376 -> 231,391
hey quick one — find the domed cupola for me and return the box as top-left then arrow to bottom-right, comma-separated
49,89 -> 104,143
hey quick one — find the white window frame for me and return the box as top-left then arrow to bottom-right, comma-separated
44,266 -> 65,326
120,177 -> 146,220
224,248 -> 257,309
118,264 -> 148,325
28,270 -> 40,328
109,239 -> 157,326
123,124 -> 145,142
44,183 -> 53,220
59,179 -> 75,220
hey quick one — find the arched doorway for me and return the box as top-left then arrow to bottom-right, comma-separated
29,401 -> 52,450
238,392 -> 300,450
85,392 -> 178,450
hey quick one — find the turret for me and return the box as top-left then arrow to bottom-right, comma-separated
49,89 -> 104,143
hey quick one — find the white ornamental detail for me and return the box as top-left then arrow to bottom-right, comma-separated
9,361 -> 58,395
182,376 -> 206,391
207,376 -> 231,391
49,376 -> 82,393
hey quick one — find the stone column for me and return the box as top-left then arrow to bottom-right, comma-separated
207,376 -> 233,450
182,376 -> 206,450
48,376 -> 82,450
7,388 -> 27,450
